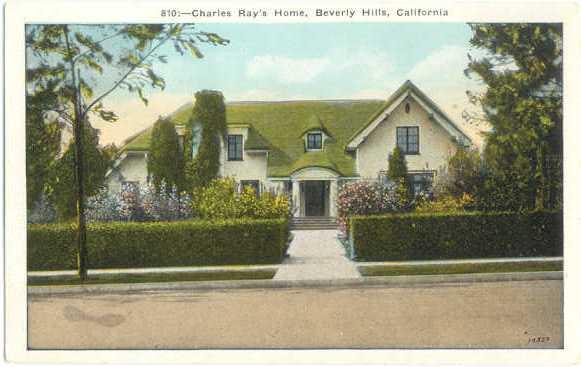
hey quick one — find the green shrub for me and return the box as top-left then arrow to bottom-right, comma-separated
349,211 -> 562,261
193,178 -> 291,219
28,218 -> 289,271
414,193 -> 476,213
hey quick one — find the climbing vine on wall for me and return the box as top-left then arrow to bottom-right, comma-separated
184,90 -> 227,189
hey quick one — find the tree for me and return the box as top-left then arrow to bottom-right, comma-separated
443,147 -> 483,198
387,146 -> 408,182
148,117 -> 183,192
51,125 -> 110,220
26,87 -> 61,209
466,23 -> 562,210
185,90 -> 227,188
26,25 -> 228,280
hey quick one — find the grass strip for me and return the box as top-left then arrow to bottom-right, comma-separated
28,269 -> 276,286
358,261 -> 562,277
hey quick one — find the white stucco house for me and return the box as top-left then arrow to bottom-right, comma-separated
106,80 -> 473,218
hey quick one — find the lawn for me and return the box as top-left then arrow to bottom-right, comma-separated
28,269 -> 276,286
358,260 -> 563,277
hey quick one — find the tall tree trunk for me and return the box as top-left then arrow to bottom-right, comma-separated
528,149 -> 539,211
64,26 -> 88,281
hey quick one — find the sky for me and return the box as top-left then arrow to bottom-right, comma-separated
84,23 -> 487,146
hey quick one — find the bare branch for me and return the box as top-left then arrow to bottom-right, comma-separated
82,26 -> 177,118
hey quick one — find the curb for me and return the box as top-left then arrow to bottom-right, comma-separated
357,257 -> 563,267
28,271 -> 563,297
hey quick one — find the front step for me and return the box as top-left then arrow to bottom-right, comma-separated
291,217 -> 338,230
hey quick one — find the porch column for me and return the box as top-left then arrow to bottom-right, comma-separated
329,180 -> 338,217
291,179 -> 300,217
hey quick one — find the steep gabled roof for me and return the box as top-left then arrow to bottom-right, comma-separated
346,80 -> 472,150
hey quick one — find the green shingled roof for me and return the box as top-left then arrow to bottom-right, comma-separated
245,128 -> 270,151
291,151 -> 338,174
300,114 -> 330,137
122,99 -> 386,177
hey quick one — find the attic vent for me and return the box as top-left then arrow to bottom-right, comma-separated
405,102 -> 411,114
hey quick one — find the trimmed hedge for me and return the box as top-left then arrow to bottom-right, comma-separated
349,211 -> 562,261
28,218 -> 290,271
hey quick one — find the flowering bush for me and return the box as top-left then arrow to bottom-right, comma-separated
193,178 -> 291,220
27,192 -> 57,224
414,193 -> 476,214
86,181 -> 192,222
86,188 -> 123,222
140,181 -> 193,221
336,179 -> 411,235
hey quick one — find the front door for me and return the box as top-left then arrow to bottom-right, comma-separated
304,181 -> 326,216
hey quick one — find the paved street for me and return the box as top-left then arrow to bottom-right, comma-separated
28,279 -> 562,349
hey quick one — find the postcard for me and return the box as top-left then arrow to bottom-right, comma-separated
4,0 -> 580,365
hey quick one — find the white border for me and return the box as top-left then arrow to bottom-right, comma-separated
4,0 -> 581,365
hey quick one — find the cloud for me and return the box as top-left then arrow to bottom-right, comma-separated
246,55 -> 330,84
407,45 -> 470,83
245,48 -> 394,85
334,49 -> 394,83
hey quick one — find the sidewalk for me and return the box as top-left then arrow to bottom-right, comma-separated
28,264 -> 278,278
274,229 -> 360,280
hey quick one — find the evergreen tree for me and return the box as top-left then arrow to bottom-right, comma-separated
387,146 -> 408,182
148,117 -> 183,192
466,23 -> 562,210
185,90 -> 227,188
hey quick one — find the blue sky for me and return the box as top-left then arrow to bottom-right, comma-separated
88,23 -> 485,145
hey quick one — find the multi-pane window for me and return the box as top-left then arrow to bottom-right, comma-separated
307,133 -> 323,150
396,127 -> 419,154
227,134 -> 243,161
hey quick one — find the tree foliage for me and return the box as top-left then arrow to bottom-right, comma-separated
435,147 -> 483,198
26,24 -> 228,279
148,117 -> 183,192
26,88 -> 62,209
466,23 -> 562,210
185,90 -> 227,188
51,125 -> 110,220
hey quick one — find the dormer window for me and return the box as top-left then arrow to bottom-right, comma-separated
306,132 -> 323,151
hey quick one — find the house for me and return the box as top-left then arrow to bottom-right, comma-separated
106,80 -> 473,218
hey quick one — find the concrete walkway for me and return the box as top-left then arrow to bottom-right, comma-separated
274,229 -> 360,280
